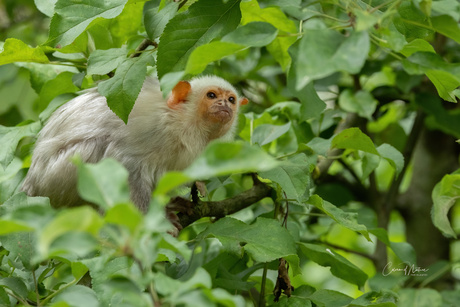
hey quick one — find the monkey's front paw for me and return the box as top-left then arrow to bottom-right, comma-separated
165,197 -> 195,236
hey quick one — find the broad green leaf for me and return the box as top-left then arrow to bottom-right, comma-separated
259,154 -> 311,202
75,158 -> 130,210
38,71 -> 79,111
415,94 -> 460,138
109,2 -> 144,47
354,10 -> 379,31
369,228 -> 417,264
377,144 -> 404,176
241,0 -> 297,69
52,285 -> 99,307
200,217 -> 301,275
47,0 -> 129,47
0,121 -> 41,170
39,206 -> 103,257
431,15 -> 460,43
71,261 -> 89,280
155,268 -> 212,296
308,289 -> 353,307
49,232 -> 100,258
398,288 -> 441,307
35,0 -> 58,17
144,0 -> 179,41
425,69 -> 460,102
362,66 -> 396,92
361,152 -> 380,180
394,2 -> 433,40
286,68 -> 326,121
185,42 -> 245,75
331,127 -> 379,155
338,89 -> 378,120
105,203 -> 143,233
400,39 -> 435,57
0,38 -> 49,65
87,48 -> 128,75
431,173 -> 460,238
252,122 -> 291,146
309,195 -> 371,241
402,52 -> 460,102
156,0 -> 241,78
291,29 -> 370,90
0,277 -> 28,299
98,53 -> 155,123
154,172 -> 192,195
350,290 -> 398,306
300,243 -> 368,287
0,221 -> 33,235
183,141 -> 279,180
221,22 -> 278,47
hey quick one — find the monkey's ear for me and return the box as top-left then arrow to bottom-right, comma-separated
167,81 -> 191,109
240,97 -> 249,105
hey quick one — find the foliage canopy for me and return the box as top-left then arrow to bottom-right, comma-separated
1,0 -> 460,306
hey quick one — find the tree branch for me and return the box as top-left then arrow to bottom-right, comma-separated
176,175 -> 273,228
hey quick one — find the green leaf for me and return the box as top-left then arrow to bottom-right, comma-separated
241,0 -> 297,69
87,48 -> 128,75
143,0 -> 179,41
35,0 -> 58,17
105,203 -> 143,233
185,42 -> 245,75
349,290 -> 398,306
0,38 -> 49,65
38,71 -> 79,111
200,217 -> 301,275
252,122 -> 291,146
300,243 -> 368,287
0,121 -> 41,170
402,52 -> 460,102
156,0 -> 241,78
222,22 -> 278,47
47,0 -> 129,47
0,277 -> 28,299
98,53 -> 155,123
332,127 -> 379,155
308,289 -> 353,307
183,141 -> 279,180
369,228 -> 417,264
259,154 -> 311,202
291,29 -> 370,90
338,89 -> 378,120
431,15 -> 460,43
377,144 -> 404,176
154,172 -> 192,196
309,195 -> 371,241
400,39 -> 435,57
75,158 -> 131,210
0,220 -> 33,235
431,173 -> 460,238
398,288 -> 442,307
52,285 -> 99,307
39,206 -> 103,257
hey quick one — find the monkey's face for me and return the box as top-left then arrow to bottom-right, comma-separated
199,86 -> 238,124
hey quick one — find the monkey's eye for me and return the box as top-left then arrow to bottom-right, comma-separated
228,96 -> 236,104
207,92 -> 217,99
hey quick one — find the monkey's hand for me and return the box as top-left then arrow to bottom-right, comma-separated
165,197 -> 195,236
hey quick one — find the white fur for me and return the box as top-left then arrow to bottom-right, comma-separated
22,76 -> 243,212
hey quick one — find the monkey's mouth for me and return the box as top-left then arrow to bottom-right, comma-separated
210,106 -> 232,122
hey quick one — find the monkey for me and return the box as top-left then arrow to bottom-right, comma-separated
22,75 -> 248,214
